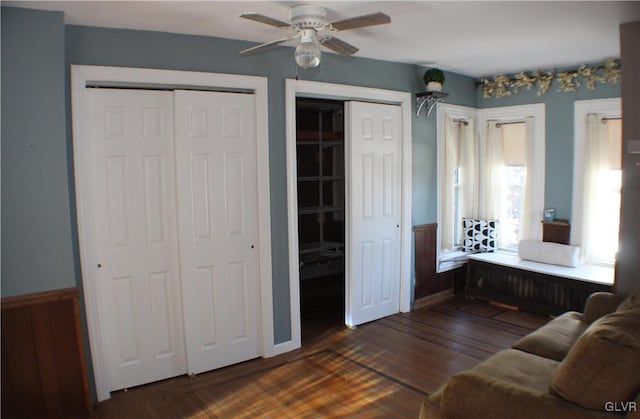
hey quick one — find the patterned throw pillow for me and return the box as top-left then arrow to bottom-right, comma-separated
462,218 -> 498,252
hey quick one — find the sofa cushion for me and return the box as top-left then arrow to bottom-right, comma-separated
551,308 -> 640,410
439,349 -> 612,419
465,348 -> 558,391
618,290 -> 640,312
512,312 -> 587,361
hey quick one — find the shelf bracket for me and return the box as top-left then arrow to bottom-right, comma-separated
415,91 -> 449,118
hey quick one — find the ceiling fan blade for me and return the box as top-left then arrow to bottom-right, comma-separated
240,12 -> 290,28
329,12 -> 391,31
239,35 -> 298,56
320,36 -> 359,56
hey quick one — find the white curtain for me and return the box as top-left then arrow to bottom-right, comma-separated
520,117 -> 540,240
441,116 -> 460,250
442,117 -> 477,249
580,113 -> 611,262
479,122 -> 505,246
459,119 -> 478,231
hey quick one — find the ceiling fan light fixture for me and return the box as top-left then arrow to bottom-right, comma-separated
295,29 -> 321,69
240,5 -> 390,66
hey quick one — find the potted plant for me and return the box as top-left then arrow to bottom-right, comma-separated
423,68 -> 445,92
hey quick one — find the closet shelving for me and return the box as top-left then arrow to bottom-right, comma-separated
296,100 -> 345,281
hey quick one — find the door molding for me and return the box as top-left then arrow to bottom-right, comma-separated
284,80 -> 412,352
71,65 -> 273,401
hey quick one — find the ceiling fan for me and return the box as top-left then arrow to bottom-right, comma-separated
239,4 -> 391,69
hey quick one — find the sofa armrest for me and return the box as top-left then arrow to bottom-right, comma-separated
419,384 -> 445,419
583,292 -> 625,323
439,371 -> 615,419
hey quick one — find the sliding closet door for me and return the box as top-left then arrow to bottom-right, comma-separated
174,90 -> 261,374
88,89 -> 186,390
346,101 -> 402,326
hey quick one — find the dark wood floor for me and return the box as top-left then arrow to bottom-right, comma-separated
93,298 -> 549,418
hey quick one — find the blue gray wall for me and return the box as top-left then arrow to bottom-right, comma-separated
1,7 -> 76,296
476,78 -> 620,220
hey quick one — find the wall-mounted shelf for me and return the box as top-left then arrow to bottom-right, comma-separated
416,91 -> 449,117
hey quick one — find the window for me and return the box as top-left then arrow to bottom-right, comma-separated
503,165 -> 526,249
436,104 -> 545,272
500,122 -> 527,250
573,99 -> 622,266
452,166 -> 462,246
591,157 -> 621,262
437,105 -> 478,261
480,105 -> 545,251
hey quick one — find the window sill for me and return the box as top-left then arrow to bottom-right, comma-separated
467,252 -> 614,286
436,248 -> 524,273
437,249 -> 472,273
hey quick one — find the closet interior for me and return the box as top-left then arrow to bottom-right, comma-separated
296,98 -> 346,343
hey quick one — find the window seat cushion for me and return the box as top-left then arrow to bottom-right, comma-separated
518,239 -> 580,268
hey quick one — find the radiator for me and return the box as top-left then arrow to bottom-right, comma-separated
467,260 -> 612,316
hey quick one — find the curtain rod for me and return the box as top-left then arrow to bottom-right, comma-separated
495,120 -> 525,128
453,118 -> 469,125
601,116 -> 621,123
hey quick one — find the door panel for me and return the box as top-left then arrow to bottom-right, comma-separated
88,89 -> 186,391
346,101 -> 402,326
174,90 -> 260,374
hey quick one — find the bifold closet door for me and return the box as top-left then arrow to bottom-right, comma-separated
88,89 -> 186,390
346,101 -> 402,327
174,90 -> 261,374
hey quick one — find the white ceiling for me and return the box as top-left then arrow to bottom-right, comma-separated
4,1 -> 640,77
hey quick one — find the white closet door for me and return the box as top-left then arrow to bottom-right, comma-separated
88,89 -> 186,390
174,90 -> 261,374
346,101 -> 402,326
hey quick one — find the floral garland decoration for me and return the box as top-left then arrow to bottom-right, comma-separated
480,58 -> 621,98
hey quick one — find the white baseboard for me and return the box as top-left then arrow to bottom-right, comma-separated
267,339 -> 300,357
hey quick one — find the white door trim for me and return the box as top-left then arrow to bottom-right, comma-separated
71,65 -> 273,401
284,79 -> 412,352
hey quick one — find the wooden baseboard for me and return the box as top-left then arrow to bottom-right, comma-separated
1,287 -> 78,309
413,289 -> 455,310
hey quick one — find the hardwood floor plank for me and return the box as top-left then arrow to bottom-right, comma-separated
492,309 -> 551,329
93,299 -> 545,418
385,312 -> 525,359
330,323 -> 480,393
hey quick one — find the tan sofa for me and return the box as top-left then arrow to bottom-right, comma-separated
420,291 -> 640,419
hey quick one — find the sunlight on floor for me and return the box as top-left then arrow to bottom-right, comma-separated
193,349 -> 400,417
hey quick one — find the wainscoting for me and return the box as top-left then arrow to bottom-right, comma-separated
1,288 -> 90,419
414,224 -> 466,302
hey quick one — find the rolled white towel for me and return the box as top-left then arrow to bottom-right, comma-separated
518,239 -> 581,268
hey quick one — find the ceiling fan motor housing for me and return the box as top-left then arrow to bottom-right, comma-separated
289,5 -> 327,29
